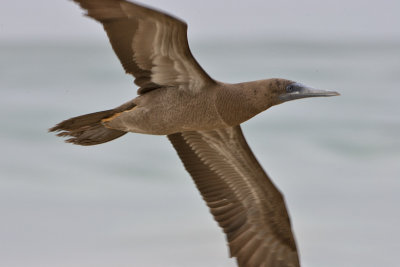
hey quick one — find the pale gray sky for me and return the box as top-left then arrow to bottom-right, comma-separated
1,0 -> 400,42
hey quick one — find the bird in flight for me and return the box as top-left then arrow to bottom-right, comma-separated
50,1 -> 339,266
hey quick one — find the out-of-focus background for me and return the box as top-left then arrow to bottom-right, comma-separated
1,0 -> 399,266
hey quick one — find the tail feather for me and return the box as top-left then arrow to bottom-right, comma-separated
50,102 -> 135,146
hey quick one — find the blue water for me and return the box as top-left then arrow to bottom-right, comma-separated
0,40 -> 399,267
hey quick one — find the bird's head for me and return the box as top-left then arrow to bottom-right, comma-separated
279,80 -> 340,103
252,79 -> 340,109
217,79 -> 340,126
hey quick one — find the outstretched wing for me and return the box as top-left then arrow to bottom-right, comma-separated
73,0 -> 215,94
168,126 -> 300,267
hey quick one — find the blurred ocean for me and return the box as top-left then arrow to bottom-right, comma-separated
0,39 -> 399,267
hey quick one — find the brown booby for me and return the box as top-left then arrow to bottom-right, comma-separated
50,1 -> 339,266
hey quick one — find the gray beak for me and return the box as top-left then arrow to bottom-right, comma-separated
279,82 -> 340,102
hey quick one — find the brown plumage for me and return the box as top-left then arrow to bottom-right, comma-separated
50,1 -> 339,266
168,128 -> 299,267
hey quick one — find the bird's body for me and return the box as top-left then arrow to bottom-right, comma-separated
50,1 -> 339,266
104,83 -> 224,135
102,79 -> 291,135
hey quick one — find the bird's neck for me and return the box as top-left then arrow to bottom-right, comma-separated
215,80 -> 276,126
240,79 -> 279,111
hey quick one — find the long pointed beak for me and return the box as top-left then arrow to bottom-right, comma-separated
279,82 -> 340,102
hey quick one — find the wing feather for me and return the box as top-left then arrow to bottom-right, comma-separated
73,0 -> 215,94
168,126 -> 300,267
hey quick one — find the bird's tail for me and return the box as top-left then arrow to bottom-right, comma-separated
49,102 -> 136,146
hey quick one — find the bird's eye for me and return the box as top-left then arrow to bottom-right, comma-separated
286,85 -> 295,93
